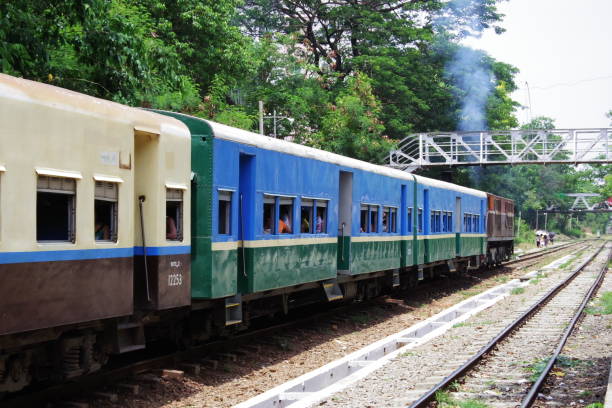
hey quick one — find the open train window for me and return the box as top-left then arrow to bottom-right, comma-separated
94,181 -> 118,242
430,212 -> 436,233
442,212 -> 448,232
279,197 -> 293,234
37,176 -> 76,242
300,199 -> 313,233
382,207 -> 392,232
263,195 -> 275,234
407,208 -> 413,232
360,205 -> 368,232
389,207 -> 397,233
218,190 -> 232,235
315,200 -> 328,233
447,212 -> 453,232
474,215 -> 480,233
369,206 -> 378,233
166,188 -> 183,241
417,208 -> 423,232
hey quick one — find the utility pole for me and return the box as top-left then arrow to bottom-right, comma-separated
544,212 -> 548,231
516,210 -> 522,238
258,101 -> 264,135
264,109 -> 288,138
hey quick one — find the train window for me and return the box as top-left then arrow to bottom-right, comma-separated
166,188 -> 183,241
37,176 -> 76,242
417,208 -> 423,232
263,195 -> 276,234
315,200 -> 328,233
436,211 -> 442,232
94,181 -> 118,242
360,205 -> 368,232
279,197 -> 293,234
300,199 -> 313,233
370,206 -> 378,233
474,215 -> 480,232
447,212 -> 453,232
442,212 -> 448,232
430,212 -> 436,233
218,190 -> 232,235
407,208 -> 413,232
381,206 -> 397,233
463,213 -> 469,232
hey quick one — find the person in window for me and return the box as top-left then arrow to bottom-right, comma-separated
315,215 -> 323,233
95,220 -> 110,240
279,214 -> 292,233
382,213 -> 388,232
166,216 -> 178,240
301,217 -> 310,233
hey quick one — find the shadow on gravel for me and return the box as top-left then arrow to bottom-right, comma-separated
87,263 -> 543,408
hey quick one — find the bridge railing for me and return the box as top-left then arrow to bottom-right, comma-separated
389,128 -> 611,172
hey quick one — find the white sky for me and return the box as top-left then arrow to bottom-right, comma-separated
463,0 -> 612,129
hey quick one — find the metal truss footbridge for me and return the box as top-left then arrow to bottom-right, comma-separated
388,128 -> 612,172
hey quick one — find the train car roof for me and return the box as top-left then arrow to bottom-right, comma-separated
207,120 -> 487,198
0,74 -> 189,139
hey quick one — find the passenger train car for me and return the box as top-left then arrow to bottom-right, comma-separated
0,74 -> 513,393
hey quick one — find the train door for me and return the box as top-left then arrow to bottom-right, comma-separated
337,171 -> 352,273
237,153 -> 255,292
455,196 -> 462,256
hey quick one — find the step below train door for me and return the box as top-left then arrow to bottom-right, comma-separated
337,171 -> 353,275
455,196 -> 462,256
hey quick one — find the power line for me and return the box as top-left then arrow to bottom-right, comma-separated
518,75 -> 612,91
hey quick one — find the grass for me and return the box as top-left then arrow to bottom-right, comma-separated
585,291 -> 612,315
584,403 -> 603,408
525,356 -> 591,381
435,390 -> 491,408
494,276 -> 509,284
453,321 -> 494,329
510,287 -> 525,295
459,290 -> 483,299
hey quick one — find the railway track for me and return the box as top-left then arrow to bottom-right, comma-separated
1,240 -> 588,408
407,241 -> 610,408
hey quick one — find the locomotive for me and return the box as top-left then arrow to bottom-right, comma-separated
0,74 -> 513,393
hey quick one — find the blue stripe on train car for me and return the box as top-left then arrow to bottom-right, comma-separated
0,246 -> 191,264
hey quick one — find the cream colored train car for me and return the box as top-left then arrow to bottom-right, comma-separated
0,74 -> 191,391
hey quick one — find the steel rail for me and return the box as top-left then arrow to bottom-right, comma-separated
407,241 -> 607,408
1,300 -> 370,408
520,245 -> 611,407
3,241 -> 584,407
503,240 -> 581,266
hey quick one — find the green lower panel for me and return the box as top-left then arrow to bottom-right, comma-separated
337,236 -> 351,271
400,239 -> 415,268
211,249 -> 238,298
239,243 -> 337,293
191,237 -> 238,299
348,240 -> 401,275
416,239 -> 425,265
460,236 -> 485,257
425,237 -> 456,263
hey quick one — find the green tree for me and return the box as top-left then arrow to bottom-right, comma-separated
311,72 -> 394,162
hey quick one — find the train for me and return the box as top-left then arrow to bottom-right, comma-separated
0,74 -> 514,393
